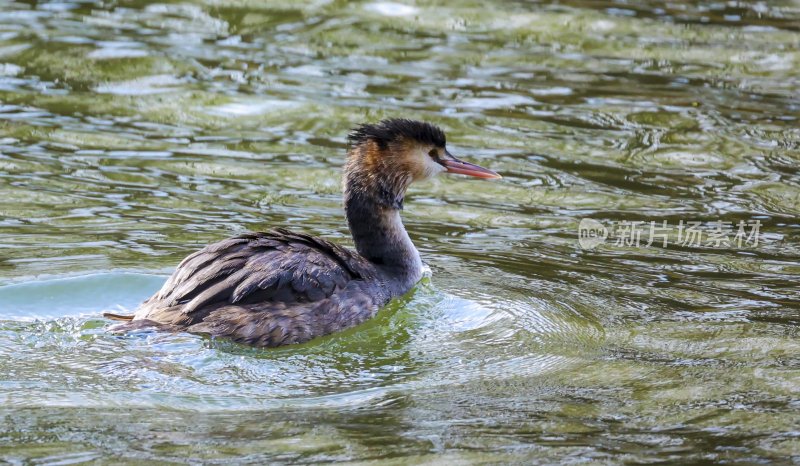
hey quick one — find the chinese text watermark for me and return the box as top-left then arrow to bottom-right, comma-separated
578,219 -> 762,250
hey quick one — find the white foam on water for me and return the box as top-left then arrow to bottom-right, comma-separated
364,2 -> 419,17
94,74 -> 185,95
206,99 -> 301,117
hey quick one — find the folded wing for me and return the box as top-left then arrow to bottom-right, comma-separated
136,228 -> 375,322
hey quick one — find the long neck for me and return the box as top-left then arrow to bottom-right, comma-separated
345,191 -> 422,281
344,176 -> 422,291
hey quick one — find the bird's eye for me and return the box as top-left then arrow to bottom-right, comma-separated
428,149 -> 438,159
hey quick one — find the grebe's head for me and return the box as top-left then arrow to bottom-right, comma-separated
346,118 -> 501,184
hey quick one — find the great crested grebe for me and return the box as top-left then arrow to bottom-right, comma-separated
105,119 -> 500,347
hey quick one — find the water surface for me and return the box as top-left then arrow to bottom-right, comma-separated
0,0 -> 799,463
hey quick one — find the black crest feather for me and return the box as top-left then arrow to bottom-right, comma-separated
348,119 -> 446,149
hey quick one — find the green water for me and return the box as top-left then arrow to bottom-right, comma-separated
0,0 -> 799,463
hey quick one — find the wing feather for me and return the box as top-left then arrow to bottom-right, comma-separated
136,230 -> 375,322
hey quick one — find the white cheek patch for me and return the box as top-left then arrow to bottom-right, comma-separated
423,154 -> 446,178
413,147 -> 445,179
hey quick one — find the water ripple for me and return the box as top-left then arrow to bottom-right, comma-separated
0,0 -> 798,463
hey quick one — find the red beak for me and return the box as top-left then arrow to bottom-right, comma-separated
441,153 -> 501,179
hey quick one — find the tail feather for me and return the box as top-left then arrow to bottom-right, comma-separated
107,319 -> 182,334
103,312 -> 135,321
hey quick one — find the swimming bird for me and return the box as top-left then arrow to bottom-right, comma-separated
105,119 -> 500,347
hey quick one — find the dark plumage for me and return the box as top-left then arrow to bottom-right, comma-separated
106,119 -> 500,347
348,118 -> 446,149
113,229 -> 385,346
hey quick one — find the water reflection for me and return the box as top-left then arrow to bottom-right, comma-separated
0,0 -> 798,463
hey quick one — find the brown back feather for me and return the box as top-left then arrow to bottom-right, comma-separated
140,229 -> 376,318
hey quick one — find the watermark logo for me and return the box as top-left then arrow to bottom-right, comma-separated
577,219 -> 762,250
578,218 -> 608,250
